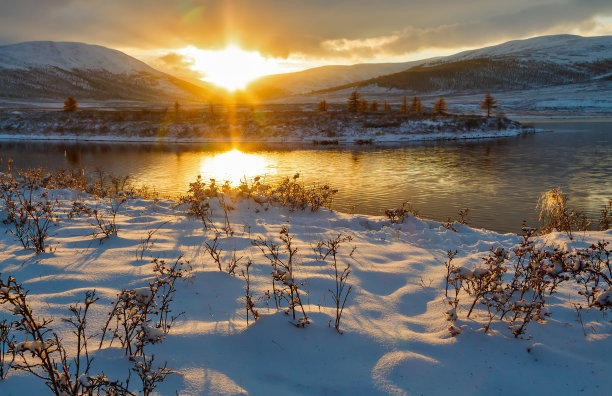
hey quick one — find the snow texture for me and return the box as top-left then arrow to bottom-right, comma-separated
0,189 -> 611,395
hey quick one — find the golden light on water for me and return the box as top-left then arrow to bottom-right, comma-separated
199,149 -> 274,185
178,45 -> 285,91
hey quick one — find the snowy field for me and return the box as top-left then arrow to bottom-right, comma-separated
0,173 -> 611,395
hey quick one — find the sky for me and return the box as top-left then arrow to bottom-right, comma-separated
1,0 -> 611,88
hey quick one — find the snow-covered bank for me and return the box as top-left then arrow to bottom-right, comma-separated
0,184 -> 611,395
0,110 -> 535,145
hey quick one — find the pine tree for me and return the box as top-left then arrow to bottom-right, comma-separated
383,100 -> 392,113
433,97 -> 448,115
347,90 -> 361,113
370,100 -> 379,112
317,99 -> 328,112
63,96 -> 78,112
399,96 -> 408,113
409,96 -> 424,113
415,98 -> 424,114
480,92 -> 498,117
358,99 -> 369,113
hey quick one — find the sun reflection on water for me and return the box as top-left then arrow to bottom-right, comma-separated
198,149 -> 274,185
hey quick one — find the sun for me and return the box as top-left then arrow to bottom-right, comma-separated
178,45 -> 283,91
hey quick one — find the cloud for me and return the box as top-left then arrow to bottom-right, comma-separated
158,52 -> 192,66
0,0 -> 611,63
147,51 -> 204,84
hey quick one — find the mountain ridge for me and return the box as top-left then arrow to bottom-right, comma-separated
0,41 -> 213,102
307,34 -> 612,96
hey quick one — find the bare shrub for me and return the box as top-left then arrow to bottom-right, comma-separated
444,226 -> 612,338
267,174 -> 337,212
384,201 -> 418,224
0,318 -> 15,379
136,222 -> 167,261
67,200 -> 92,219
600,199 -> 612,230
457,208 -> 469,225
253,227 -> 309,326
204,237 -> 223,272
0,171 -> 59,254
240,261 -> 259,325
314,234 -> 354,332
0,279 -> 131,395
100,257 -> 191,355
571,241 -> 611,309
218,194 -> 234,237
92,195 -> 127,239
178,175 -> 215,230
442,250 -> 463,336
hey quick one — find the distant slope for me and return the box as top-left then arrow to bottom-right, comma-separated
0,41 -> 214,102
245,60 -> 431,98
314,35 -> 612,95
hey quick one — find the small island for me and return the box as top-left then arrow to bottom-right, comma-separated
0,93 -> 534,144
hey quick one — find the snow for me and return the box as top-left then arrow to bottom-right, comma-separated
0,110 -> 537,144
0,41 -> 159,74
428,35 -> 612,66
0,185 -> 611,395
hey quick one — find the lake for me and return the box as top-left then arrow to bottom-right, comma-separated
0,119 -> 610,234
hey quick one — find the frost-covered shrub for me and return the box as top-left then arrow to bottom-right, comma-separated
0,171 -> 59,254
1,268 -> 183,395
0,278 -> 131,395
571,241 -> 611,308
100,257 -> 191,355
385,201 -> 418,224
446,226 -> 612,338
180,174 -> 337,219
265,174 -> 337,212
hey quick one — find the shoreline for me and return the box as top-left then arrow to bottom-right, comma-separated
0,128 -> 543,145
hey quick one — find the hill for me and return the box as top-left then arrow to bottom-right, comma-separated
315,35 -> 612,95
0,41 -> 214,103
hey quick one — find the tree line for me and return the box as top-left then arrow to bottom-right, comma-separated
318,91 -> 499,117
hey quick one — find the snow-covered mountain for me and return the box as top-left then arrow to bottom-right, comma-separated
432,34 -> 612,65
311,35 -> 612,96
0,41 -> 213,102
246,60 -> 432,99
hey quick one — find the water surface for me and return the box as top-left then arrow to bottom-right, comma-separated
1,119 -> 610,234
